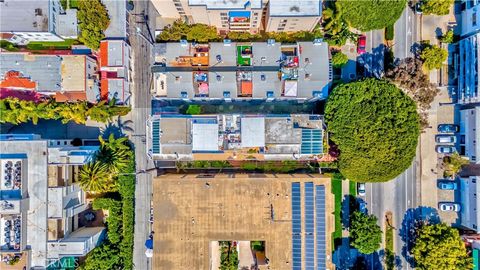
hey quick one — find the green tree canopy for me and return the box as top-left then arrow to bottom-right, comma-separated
349,211 -> 382,254
332,52 -> 349,68
79,161 -> 115,193
412,223 -> 472,270
422,0 -> 454,15
77,0 -> 110,50
337,0 -> 407,31
79,243 -> 121,270
421,45 -> 448,70
325,79 -> 419,182
186,24 -> 220,42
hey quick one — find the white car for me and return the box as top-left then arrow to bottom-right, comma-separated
439,203 -> 461,212
357,183 -> 366,196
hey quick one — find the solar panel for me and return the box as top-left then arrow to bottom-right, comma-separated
292,182 -> 302,270
301,129 -> 323,154
152,121 -> 160,154
316,185 -> 326,270
304,182 -> 315,269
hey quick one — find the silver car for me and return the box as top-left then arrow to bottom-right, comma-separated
439,203 -> 461,212
436,135 -> 456,144
357,183 -> 366,196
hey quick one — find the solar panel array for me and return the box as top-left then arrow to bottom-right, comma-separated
152,120 -> 160,154
301,129 -> 323,154
291,182 -> 302,270
304,182 -> 315,270
316,185 -> 326,270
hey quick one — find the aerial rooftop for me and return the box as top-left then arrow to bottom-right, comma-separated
187,0 -> 263,9
268,0 -> 321,16
153,40 -> 331,100
147,114 -> 324,161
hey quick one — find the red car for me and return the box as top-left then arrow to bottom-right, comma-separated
357,35 -> 367,54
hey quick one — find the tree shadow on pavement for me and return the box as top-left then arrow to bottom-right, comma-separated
341,195 -> 367,229
357,44 -> 386,79
399,206 -> 440,268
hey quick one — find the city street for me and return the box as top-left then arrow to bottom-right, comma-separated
394,6 -> 419,60
364,161 -> 419,270
361,29 -> 384,78
127,1 -> 157,270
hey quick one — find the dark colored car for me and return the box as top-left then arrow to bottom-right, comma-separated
415,1 -> 423,14
437,124 -> 459,133
357,35 -> 367,54
436,145 -> 456,154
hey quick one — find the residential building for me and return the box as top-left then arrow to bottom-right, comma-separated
0,52 -> 99,102
0,0 -> 78,45
459,106 -> 480,163
147,114 -> 324,161
460,0 -> 480,37
456,32 -> 479,104
0,134 -> 104,269
101,0 -> 130,39
152,40 -> 331,101
152,0 -> 321,33
99,40 -> 131,104
460,175 -> 480,233
152,173 -> 334,269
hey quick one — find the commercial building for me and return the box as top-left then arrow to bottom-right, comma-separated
0,0 -> 78,45
147,114 -> 324,161
152,173 -> 334,270
0,134 -> 105,269
152,0 -> 321,33
152,40 -> 331,101
99,40 -> 132,104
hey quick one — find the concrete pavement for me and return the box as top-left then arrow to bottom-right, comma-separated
128,1 -> 157,270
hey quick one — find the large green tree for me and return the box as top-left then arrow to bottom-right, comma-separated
79,243 -> 121,270
349,211 -> 382,254
412,223 -> 472,270
96,134 -> 133,174
421,45 -> 448,70
332,52 -> 349,68
422,0 -> 454,15
78,161 -> 115,193
337,0 -> 407,31
325,79 -> 419,182
77,0 -> 110,50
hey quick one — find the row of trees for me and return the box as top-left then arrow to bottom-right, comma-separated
157,20 -> 323,43
79,134 -> 135,270
0,98 -> 130,125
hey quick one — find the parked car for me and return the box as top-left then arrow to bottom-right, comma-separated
439,202 -> 461,212
436,135 -> 456,143
357,35 -> 367,54
438,181 -> 458,190
436,145 -> 456,154
359,201 -> 367,213
357,183 -> 366,196
415,1 -> 423,14
437,124 -> 459,133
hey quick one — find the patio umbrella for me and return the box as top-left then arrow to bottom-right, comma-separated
145,248 -> 153,258
145,239 -> 153,249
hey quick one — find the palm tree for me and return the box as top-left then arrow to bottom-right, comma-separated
79,161 -> 115,193
96,134 -> 132,174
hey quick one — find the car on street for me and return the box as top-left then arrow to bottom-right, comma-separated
414,1 -> 423,14
436,135 -> 456,144
438,181 -> 458,190
357,183 -> 366,196
436,145 -> 456,154
437,124 -> 459,133
357,35 -> 366,54
439,202 -> 461,212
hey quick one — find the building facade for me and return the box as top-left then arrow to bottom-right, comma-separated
0,134 -> 105,269
0,0 -> 78,45
459,106 -> 480,163
152,0 -> 321,33
460,175 -> 480,233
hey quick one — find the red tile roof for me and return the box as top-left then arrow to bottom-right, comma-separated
0,71 -> 36,90
99,41 -> 109,67
55,91 -> 87,102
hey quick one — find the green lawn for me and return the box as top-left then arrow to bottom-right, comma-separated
26,39 -> 80,50
331,173 -> 343,249
349,180 -> 357,196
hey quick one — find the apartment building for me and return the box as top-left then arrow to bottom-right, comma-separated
0,134 -> 104,269
147,114 -> 324,161
152,40 -> 331,101
99,40 -> 132,104
457,32 -> 480,104
0,52 -> 99,102
101,0 -> 130,40
460,0 -> 480,37
152,0 -> 321,33
460,175 -> 480,233
0,0 -> 78,45
459,106 -> 480,164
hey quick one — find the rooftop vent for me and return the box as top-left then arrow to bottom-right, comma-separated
290,6 -> 300,12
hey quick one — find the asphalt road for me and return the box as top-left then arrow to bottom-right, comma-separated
364,161 -> 419,270
394,5 -> 420,60
361,29 -> 384,78
128,1 -> 157,270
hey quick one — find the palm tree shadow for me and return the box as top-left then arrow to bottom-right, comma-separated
101,117 -> 134,139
